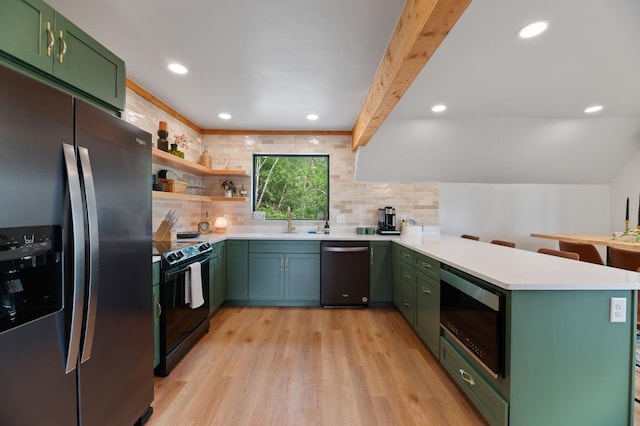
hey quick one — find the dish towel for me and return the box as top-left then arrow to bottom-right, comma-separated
184,262 -> 205,309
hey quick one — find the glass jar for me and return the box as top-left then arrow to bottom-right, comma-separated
169,143 -> 184,158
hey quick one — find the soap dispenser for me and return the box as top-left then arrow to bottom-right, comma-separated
324,220 -> 330,234
198,211 -> 211,234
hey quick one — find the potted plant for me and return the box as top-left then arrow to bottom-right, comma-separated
221,179 -> 235,197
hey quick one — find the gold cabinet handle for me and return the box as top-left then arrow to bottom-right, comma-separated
280,259 -> 284,271
46,22 -> 55,56
422,287 -> 431,294
458,369 -> 475,386
370,248 -> 374,266
58,30 -> 67,63
403,274 -> 411,279
402,253 -> 410,258
156,301 -> 162,323
285,258 -> 288,272
403,301 -> 410,307
421,262 -> 431,268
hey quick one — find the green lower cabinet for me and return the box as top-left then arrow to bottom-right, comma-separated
284,253 -> 319,300
0,0 -> 125,111
397,262 -> 416,326
152,262 -> 160,368
213,242 -> 226,311
226,240 -> 248,301
208,244 -> 226,315
370,241 -> 392,305
414,271 -> 440,355
249,253 -> 285,300
247,241 -> 320,305
440,338 -> 508,426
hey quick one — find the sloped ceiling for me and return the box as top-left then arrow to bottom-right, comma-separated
356,0 -> 640,184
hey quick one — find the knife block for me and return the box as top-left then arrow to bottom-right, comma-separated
153,220 -> 174,241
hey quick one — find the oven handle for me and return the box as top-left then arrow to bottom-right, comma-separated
440,268 -> 501,311
164,257 -> 210,281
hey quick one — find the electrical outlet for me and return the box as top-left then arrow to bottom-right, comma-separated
609,297 -> 626,323
253,211 -> 265,221
401,214 -> 407,222
337,214 -> 345,224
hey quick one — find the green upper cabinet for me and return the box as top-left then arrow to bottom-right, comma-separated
0,0 -> 125,111
369,241 -> 392,305
0,0 -> 54,71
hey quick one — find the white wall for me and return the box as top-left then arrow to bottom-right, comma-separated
610,150 -> 640,232
439,183 -> 610,253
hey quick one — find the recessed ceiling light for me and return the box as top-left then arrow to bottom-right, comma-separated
306,114 -> 319,121
167,62 -> 188,74
432,104 -> 447,113
517,21 -> 549,39
584,105 -> 603,114
218,113 -> 231,120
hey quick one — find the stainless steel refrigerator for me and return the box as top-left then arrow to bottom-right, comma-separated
0,64 -> 154,425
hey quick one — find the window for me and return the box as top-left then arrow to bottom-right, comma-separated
253,154 -> 329,220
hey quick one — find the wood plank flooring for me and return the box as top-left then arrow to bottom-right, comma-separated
148,307 -> 486,426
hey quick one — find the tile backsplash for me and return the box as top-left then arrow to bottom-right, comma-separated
124,87 -> 439,233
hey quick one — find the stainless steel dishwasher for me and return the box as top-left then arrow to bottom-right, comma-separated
320,241 -> 370,307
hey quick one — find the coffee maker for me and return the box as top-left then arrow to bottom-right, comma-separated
377,206 -> 401,235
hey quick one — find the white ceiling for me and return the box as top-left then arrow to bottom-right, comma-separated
46,0 -> 640,184
45,0 -> 403,131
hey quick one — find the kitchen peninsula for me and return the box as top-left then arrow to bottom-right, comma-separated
193,231 -> 638,425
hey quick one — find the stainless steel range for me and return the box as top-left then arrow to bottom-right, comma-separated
153,240 -> 212,376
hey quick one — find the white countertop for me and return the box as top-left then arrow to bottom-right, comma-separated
161,230 -> 640,291
395,234 -> 640,291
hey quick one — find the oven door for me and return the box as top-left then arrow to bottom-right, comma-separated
440,266 -> 505,378
160,255 -> 210,358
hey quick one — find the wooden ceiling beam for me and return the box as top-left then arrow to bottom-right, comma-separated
351,0 -> 471,151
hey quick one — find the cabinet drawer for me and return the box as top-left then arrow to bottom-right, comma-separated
440,337 -> 508,426
249,240 -> 320,254
398,246 -> 415,264
414,253 -> 439,280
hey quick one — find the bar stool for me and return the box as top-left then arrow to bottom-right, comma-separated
608,246 -> 640,271
537,248 -> 579,260
491,240 -> 516,248
460,234 -> 479,241
558,241 -> 604,265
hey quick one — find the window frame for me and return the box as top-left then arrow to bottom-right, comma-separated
252,153 -> 330,221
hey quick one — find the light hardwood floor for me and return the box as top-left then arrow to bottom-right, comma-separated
148,307 -> 486,425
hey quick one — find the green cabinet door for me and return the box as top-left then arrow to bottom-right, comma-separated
415,271 -> 440,355
249,253 -> 284,300
0,0 -> 54,71
152,262 -> 160,368
285,253 -> 319,301
370,241 -> 392,305
213,242 -> 226,310
208,253 -> 218,315
0,0 -> 125,111
226,240 -> 248,301
53,13 -> 125,110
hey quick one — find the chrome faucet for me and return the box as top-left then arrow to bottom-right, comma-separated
286,206 -> 295,233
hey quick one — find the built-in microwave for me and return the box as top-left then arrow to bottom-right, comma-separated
440,264 -> 506,378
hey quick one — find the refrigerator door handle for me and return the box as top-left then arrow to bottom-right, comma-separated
62,143 -> 86,374
78,146 -> 100,363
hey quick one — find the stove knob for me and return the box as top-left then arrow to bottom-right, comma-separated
167,254 -> 176,262
199,243 -> 210,251
177,252 -> 184,259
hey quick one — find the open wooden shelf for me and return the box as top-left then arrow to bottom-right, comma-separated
152,191 -> 246,202
152,148 -> 248,176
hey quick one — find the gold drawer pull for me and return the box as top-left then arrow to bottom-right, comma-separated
403,253 -> 411,258
403,301 -> 410,307
422,287 -> 431,294
58,30 -> 67,63
403,274 -> 411,279
458,369 -> 475,386
421,262 -> 431,268
46,22 -> 54,56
